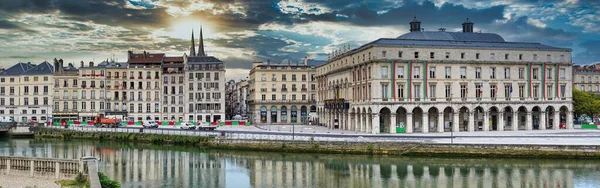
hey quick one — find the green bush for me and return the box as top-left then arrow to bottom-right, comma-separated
98,172 -> 120,188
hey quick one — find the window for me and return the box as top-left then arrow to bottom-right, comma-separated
430,52 -> 435,59
533,54 -> 538,61
429,84 -> 436,99
504,68 -> 510,79
261,94 -> 266,101
381,83 -> 389,99
533,68 -> 539,79
476,53 -> 480,59
382,51 -> 387,57
547,85 -> 553,99
460,67 -> 466,79
460,84 -> 467,100
445,52 -> 450,59
413,66 -> 420,78
475,67 -> 481,79
519,54 -> 523,60
414,52 -> 419,58
560,68 -> 566,79
413,84 -> 421,100
519,85 -> 525,99
490,67 -> 496,79
490,84 -> 497,99
547,68 -> 552,79
429,67 -> 435,78
292,74 -> 296,81
397,66 -> 404,78
533,85 -> 539,99
504,84 -> 511,99
461,53 -> 465,59
445,67 -> 451,79
398,51 -> 403,58
272,94 -> 276,101
272,74 -> 276,81
505,54 -> 509,60
445,84 -> 451,99
519,68 -> 524,79
398,84 -> 404,99
381,66 -> 388,78
490,53 -> 495,60
282,94 -> 286,100
475,84 -> 482,100
546,54 -> 551,61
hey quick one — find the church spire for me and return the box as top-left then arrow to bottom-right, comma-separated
198,26 -> 206,57
190,29 -> 196,57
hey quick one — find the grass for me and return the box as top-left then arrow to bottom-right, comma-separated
56,173 -> 88,188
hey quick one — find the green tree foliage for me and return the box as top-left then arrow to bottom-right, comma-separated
98,172 -> 120,188
573,89 -> 600,116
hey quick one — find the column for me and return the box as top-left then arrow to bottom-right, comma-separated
355,113 -> 360,132
553,111 -> 560,130
372,113 -> 380,134
6,159 -> 10,175
267,110 -> 271,124
512,112 -> 519,131
468,112 -> 475,132
438,112 -> 444,133
540,112 -> 546,130
390,114 -> 397,134
422,113 -> 429,133
367,114 -> 373,133
452,113 -> 459,132
362,114 -> 367,133
567,111 -> 573,129
30,160 -> 34,177
498,112 -> 505,131
483,112 -> 489,132
406,113 -> 413,133
55,161 -> 60,179
526,112 -> 533,130
347,112 -> 352,131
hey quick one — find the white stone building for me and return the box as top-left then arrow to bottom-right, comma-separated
0,62 -> 54,123
52,59 -> 80,122
572,64 -> 600,93
316,18 -> 574,134
77,61 -> 108,120
126,51 -> 164,121
162,56 -> 186,121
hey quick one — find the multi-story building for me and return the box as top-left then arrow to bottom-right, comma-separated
126,51 -> 164,121
247,58 -> 323,125
78,61 -> 107,120
184,28 -> 226,123
0,61 -> 54,123
316,18 -> 574,134
225,80 -> 249,119
52,59 -> 80,122
102,61 -> 129,117
572,64 -> 600,93
162,56 -> 185,121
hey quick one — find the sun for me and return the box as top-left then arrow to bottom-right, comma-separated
151,18 -> 215,40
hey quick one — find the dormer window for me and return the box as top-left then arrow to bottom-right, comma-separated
414,52 -> 419,59
476,53 -> 480,59
430,52 -> 435,59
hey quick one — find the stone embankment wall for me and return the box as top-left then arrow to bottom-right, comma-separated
36,128 -> 600,159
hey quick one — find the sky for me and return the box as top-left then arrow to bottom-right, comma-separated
0,0 -> 598,79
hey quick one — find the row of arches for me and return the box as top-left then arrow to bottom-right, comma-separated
317,105 -> 572,134
259,105 -> 317,124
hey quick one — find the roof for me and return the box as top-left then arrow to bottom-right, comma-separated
307,59 -> 327,67
397,31 -> 505,42
0,62 -> 36,76
101,61 -> 128,69
187,56 -> 223,64
372,38 -> 569,51
163,56 -> 184,62
23,61 -> 54,75
127,53 -> 165,64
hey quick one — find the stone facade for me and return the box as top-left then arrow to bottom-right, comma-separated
0,62 -> 54,123
315,18 -> 574,134
572,64 -> 600,93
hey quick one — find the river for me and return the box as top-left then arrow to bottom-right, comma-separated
1,138 -> 599,188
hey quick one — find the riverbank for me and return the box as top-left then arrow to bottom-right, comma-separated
35,128 -> 600,159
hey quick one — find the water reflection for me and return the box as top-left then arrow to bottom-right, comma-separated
0,139 -> 597,188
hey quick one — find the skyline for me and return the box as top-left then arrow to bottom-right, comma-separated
0,0 -> 598,78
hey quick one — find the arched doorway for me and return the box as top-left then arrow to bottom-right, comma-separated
291,106 -> 298,123
546,106 -> 556,129
260,106 -> 267,123
504,106 -> 513,131
532,106 -> 541,130
379,107 -> 391,133
474,106 -> 484,131
281,106 -> 288,123
517,106 -> 527,130
559,106 -> 568,129
489,107 -> 499,131
396,107 -> 407,133
428,107 -> 439,132
459,107 -> 469,131
413,107 -> 423,133
301,106 -> 308,124
270,106 -> 278,123
443,107 -> 454,132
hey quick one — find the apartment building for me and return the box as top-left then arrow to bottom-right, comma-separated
247,58 -> 323,125
0,61 -> 54,123
52,59 -> 79,121
185,56 -> 225,123
126,51 -> 164,121
316,18 -> 573,134
162,56 -> 185,121
103,61 -> 129,117
225,80 -> 249,119
572,64 -> 600,93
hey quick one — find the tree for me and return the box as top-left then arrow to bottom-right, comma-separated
573,89 -> 600,117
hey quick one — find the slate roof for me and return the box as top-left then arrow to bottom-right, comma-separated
397,31 -> 505,42
0,62 -> 35,76
371,38 -> 568,51
307,59 -> 327,67
187,56 -> 223,64
23,61 -> 54,75
163,56 -> 184,62
127,53 -> 165,63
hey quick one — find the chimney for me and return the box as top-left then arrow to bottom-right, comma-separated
80,61 -> 84,68
59,59 -> 64,70
68,63 -> 74,68
127,50 -> 133,58
89,61 -> 94,67
143,51 -> 147,59
53,58 -> 59,72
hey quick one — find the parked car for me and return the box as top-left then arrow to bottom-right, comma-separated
142,120 -> 159,128
180,122 -> 196,130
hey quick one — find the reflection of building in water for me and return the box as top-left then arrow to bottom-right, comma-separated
250,159 -> 326,188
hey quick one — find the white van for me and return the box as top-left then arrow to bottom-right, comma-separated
142,120 -> 158,128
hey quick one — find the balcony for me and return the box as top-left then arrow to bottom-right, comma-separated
82,85 -> 87,89
271,88 -> 276,92
301,88 -> 307,92
155,98 -> 160,101
281,88 -> 288,92
90,85 -> 96,88
260,88 -> 267,92
24,92 -> 29,95
446,98 -> 451,101
292,88 -> 297,92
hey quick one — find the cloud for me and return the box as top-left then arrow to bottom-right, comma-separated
573,40 -> 600,64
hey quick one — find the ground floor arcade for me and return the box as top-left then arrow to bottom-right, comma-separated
317,103 -> 574,134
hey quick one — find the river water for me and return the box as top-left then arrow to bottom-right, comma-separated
1,138 -> 599,188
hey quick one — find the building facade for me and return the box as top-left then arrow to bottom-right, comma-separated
52,59 -> 80,121
247,59 -> 322,125
77,61 -> 108,120
126,51 -> 164,121
572,64 -> 600,93
316,18 -> 574,134
0,62 -> 54,123
162,56 -> 185,121
225,80 -> 249,119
